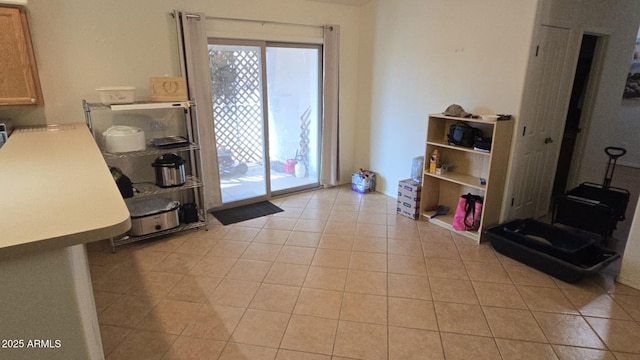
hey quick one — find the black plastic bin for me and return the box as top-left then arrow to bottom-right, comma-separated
567,183 -> 629,222
485,219 -> 619,283
502,219 -> 595,260
553,194 -> 617,241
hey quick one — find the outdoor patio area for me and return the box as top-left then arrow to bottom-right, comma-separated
220,163 -> 318,203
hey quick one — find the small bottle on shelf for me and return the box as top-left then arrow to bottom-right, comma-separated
429,149 -> 439,173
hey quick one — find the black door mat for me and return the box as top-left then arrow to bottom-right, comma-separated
210,201 -> 284,225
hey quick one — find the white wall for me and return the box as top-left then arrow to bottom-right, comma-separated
0,0 -> 363,183
5,0 -> 639,199
363,0 -> 538,196
617,195 -> 640,289
362,0 -> 640,205
614,100 -> 640,167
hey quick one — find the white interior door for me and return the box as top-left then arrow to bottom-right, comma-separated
509,25 -> 575,219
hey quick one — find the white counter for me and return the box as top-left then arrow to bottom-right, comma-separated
0,124 -> 130,360
0,124 -> 130,258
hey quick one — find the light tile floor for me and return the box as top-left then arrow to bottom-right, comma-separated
87,185 -> 640,360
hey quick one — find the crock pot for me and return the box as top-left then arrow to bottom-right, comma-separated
127,198 -> 180,236
103,126 -> 146,153
152,153 -> 186,187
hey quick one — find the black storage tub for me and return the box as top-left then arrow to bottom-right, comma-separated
485,219 -> 619,283
567,183 -> 629,222
553,183 -> 630,242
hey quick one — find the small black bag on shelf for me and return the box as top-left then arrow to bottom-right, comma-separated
474,137 -> 492,152
110,167 -> 134,198
448,122 -> 482,148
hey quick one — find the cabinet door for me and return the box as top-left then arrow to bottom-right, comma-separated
0,7 -> 42,105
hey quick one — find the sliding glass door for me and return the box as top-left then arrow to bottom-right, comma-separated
266,45 -> 321,193
209,42 -> 268,204
209,40 -> 321,205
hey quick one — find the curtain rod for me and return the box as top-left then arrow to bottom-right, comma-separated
204,15 -> 332,31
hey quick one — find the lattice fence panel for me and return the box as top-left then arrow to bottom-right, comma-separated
209,48 -> 263,163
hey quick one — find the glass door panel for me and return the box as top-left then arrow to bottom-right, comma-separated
208,43 -> 268,204
266,45 -> 320,193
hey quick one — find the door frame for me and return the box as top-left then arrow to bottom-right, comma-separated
564,30 -> 610,190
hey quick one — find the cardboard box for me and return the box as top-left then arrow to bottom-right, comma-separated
352,171 -> 376,193
397,178 -> 421,219
149,77 -> 188,102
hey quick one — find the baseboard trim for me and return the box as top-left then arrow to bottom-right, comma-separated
618,161 -> 640,169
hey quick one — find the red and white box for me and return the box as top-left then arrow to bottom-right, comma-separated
284,159 -> 297,174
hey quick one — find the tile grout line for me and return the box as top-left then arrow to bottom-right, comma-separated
90,186 -> 640,359
421,225 -> 447,360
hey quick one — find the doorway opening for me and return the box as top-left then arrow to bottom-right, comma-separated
208,40 -> 322,206
551,34 -> 598,200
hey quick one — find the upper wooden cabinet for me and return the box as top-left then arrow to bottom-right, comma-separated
0,6 -> 42,106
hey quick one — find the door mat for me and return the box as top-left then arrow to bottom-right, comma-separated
210,201 -> 284,225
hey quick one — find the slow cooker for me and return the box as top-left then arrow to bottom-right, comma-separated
152,153 -> 186,187
127,198 -> 180,236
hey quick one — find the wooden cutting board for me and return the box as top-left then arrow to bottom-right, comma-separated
149,76 -> 187,101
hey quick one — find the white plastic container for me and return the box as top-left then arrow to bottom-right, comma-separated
103,126 -> 146,153
96,86 -> 136,105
